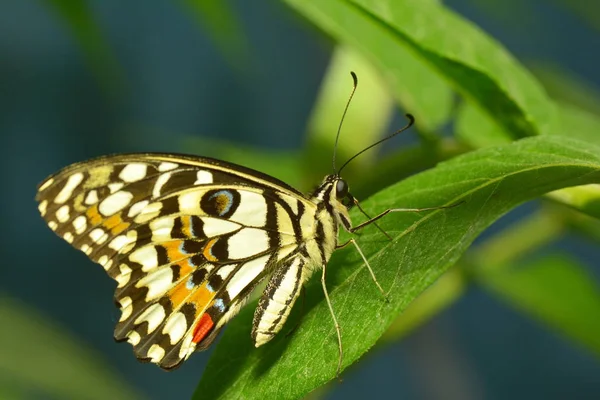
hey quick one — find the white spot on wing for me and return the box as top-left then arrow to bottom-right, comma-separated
150,216 -> 175,242
38,200 -> 48,216
55,173 -> 84,204
99,191 -> 133,216
230,191 -> 267,227
128,200 -> 149,217
80,244 -> 92,255
116,264 -> 132,288
129,245 -> 159,271
152,172 -> 171,198
89,228 -> 107,244
178,191 -> 202,213
134,202 -> 162,223
56,205 -> 70,223
134,303 -> 166,333
178,335 -> 197,361
109,234 -> 129,252
194,170 -> 213,185
147,344 -> 165,363
163,312 -> 188,345
84,190 -> 99,205
119,296 -> 133,322
72,215 -> 87,234
63,232 -> 74,243
127,331 -> 141,345
136,266 -> 174,300
48,221 -> 58,231
227,228 -> 269,259
158,162 -> 178,172
119,163 -> 147,182
202,218 -> 240,237
108,182 -> 124,193
38,178 -> 54,192
98,255 -> 109,268
226,255 -> 270,299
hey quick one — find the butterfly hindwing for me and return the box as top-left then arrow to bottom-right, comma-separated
36,153 -> 317,369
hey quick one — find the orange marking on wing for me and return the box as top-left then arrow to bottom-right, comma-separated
176,260 -> 195,279
203,238 -> 219,262
163,241 -> 186,262
181,216 -> 193,238
192,313 -> 214,344
169,281 -> 214,312
168,282 -> 189,309
86,205 -> 102,225
188,282 -> 215,309
103,214 -> 130,235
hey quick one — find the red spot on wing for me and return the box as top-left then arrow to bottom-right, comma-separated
192,313 -> 214,344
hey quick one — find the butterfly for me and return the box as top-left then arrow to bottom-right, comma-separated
35,73 -> 450,375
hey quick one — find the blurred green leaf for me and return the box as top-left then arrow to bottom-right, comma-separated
455,98 -> 600,218
179,0 -> 252,71
45,0 -> 125,99
546,184 -> 600,220
549,101 -> 600,146
303,46 -> 395,183
344,0 -> 554,138
479,255 -> 600,357
196,136 -> 600,399
285,0 -> 454,133
0,295 -> 142,400
455,102 -> 512,147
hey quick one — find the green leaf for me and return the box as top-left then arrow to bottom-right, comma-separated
456,99 -> 600,149
546,184 -> 600,220
479,255 -> 600,357
284,0 -> 454,132
195,135 -> 600,399
0,295 -> 142,400
345,0 -> 554,138
549,101 -> 600,146
303,46 -> 395,183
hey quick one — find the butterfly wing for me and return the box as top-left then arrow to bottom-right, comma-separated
35,153 -> 315,369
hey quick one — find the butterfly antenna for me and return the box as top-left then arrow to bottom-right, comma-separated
332,71 -> 359,174
338,114 -> 415,174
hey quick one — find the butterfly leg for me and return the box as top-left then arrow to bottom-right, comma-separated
321,261 -> 343,378
337,238 -> 388,301
349,202 -> 464,234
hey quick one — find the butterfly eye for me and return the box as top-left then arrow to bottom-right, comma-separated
335,179 -> 349,199
341,194 -> 355,209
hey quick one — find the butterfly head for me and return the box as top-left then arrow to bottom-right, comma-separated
313,174 -> 355,231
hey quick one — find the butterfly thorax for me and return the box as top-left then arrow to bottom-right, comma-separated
307,175 -> 352,261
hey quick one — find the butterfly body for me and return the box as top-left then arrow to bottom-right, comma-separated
36,153 -> 353,370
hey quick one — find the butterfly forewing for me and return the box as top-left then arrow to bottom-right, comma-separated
36,153 -> 317,369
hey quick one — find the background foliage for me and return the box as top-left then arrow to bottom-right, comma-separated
1,1 -> 599,399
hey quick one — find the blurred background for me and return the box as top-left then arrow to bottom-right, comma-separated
1,0 -> 599,399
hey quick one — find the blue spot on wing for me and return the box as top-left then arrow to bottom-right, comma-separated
213,298 -> 226,312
